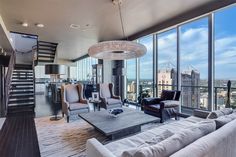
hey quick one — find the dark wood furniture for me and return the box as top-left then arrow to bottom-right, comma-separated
79,108 -> 159,140
89,100 -> 102,111
142,90 -> 181,123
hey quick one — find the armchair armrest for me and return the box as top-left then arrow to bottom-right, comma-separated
64,101 -> 70,108
142,97 -> 163,106
80,98 -> 88,104
111,95 -> 121,100
160,100 -> 180,108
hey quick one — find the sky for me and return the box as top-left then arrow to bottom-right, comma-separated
127,5 -> 236,80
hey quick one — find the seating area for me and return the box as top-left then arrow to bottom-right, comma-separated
0,0 -> 236,157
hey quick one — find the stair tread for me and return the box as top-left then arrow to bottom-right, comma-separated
12,78 -> 34,80
10,91 -> 34,94
38,55 -> 55,58
9,99 -> 34,104
10,93 -> 34,96
38,51 -> 55,55
8,103 -> 35,107
38,59 -> 54,63
11,83 -> 33,86
11,87 -> 34,89
11,80 -> 34,82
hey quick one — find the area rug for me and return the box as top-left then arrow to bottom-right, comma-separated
35,114 -> 173,157
35,114 -> 108,157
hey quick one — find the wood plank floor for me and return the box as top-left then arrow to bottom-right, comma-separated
0,111 -> 40,157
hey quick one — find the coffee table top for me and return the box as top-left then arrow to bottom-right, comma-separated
79,108 -> 160,136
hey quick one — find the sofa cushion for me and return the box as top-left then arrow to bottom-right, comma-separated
215,112 -> 236,129
65,85 -> 79,103
105,116 -> 205,157
160,100 -> 179,108
207,108 -> 233,119
69,102 -> 88,110
122,120 -> 216,157
107,98 -> 121,105
100,83 -> 111,98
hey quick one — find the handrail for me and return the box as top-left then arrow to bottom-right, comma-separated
5,51 -> 16,115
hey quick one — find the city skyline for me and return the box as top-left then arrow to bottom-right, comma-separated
126,5 -> 236,81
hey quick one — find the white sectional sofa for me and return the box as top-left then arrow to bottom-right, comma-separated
86,109 -> 236,157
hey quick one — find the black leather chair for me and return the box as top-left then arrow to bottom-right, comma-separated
142,90 -> 181,123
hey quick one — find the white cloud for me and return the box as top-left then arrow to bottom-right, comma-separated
127,26 -> 236,79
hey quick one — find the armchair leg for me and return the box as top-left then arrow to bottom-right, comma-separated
67,116 -> 69,123
62,112 -> 64,117
160,110 -> 164,123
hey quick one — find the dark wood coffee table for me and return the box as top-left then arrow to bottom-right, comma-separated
79,108 -> 160,140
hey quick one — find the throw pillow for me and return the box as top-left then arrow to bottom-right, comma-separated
207,108 -> 233,119
215,112 -> 236,129
220,108 -> 233,115
122,120 -> 216,157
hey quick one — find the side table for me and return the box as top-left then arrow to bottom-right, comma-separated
89,100 -> 102,111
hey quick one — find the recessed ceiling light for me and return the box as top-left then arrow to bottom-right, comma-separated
70,24 -> 80,29
36,23 -> 44,28
22,22 -> 28,27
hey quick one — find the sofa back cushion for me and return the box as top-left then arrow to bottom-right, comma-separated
100,83 -> 111,98
207,108 -> 233,119
170,119 -> 236,157
122,120 -> 216,157
65,84 -> 79,103
215,112 -> 236,129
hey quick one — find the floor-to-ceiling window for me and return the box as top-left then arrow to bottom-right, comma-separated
139,35 -> 154,103
124,4 -> 236,112
76,57 -> 98,82
126,59 -> 137,102
214,5 -> 236,109
180,17 -> 209,110
157,29 -> 177,97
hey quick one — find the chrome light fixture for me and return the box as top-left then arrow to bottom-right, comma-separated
88,0 -> 147,60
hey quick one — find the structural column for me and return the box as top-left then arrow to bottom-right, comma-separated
208,14 -> 215,111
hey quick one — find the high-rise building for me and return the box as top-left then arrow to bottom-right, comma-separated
181,68 -> 200,109
157,62 -> 177,96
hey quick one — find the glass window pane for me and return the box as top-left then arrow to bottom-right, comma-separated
139,35 -> 154,102
158,29 -> 177,96
126,59 -> 137,102
215,6 -> 236,109
180,17 -> 209,110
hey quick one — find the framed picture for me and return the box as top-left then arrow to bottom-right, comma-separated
92,92 -> 99,101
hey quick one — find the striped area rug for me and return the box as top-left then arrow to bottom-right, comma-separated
35,115 -> 108,157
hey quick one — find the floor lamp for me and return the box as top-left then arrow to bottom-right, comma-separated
45,64 -> 66,121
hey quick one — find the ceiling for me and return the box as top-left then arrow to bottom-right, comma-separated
0,0 -> 216,61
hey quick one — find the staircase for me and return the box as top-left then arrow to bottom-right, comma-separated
37,41 -> 58,64
8,64 -> 35,114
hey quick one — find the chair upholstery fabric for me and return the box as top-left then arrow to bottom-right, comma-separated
97,83 -> 122,110
65,84 -> 80,103
142,90 -> 181,123
61,83 -> 89,122
100,83 -> 111,98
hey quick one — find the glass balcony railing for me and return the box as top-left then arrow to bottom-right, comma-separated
126,83 -> 236,112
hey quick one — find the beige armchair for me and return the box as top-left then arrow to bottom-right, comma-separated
61,83 -> 90,122
97,83 -> 122,110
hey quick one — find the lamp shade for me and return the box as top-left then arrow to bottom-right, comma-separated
45,64 -> 66,75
